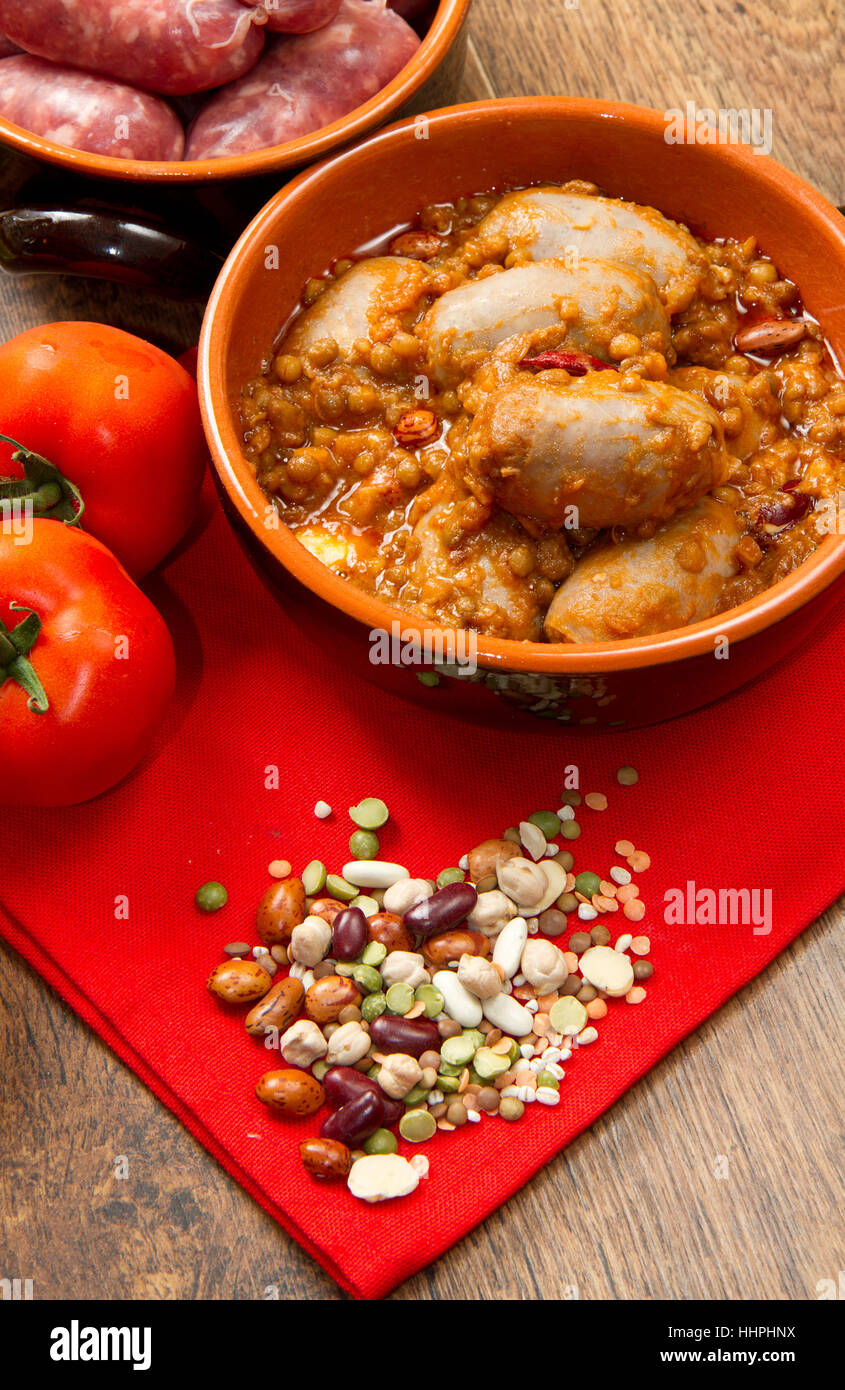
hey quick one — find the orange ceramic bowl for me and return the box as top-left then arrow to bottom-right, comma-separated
0,0 -> 471,182
199,98 -> 845,729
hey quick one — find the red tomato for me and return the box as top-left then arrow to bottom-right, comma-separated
0,322 -> 206,578
0,521 -> 175,807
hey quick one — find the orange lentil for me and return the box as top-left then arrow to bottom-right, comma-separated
599,880 -> 618,898
537,992 -> 560,1011
615,839 -> 636,857
485,1028 -> 503,1046
616,883 -> 640,903
565,872 -> 576,891
268,859 -> 292,878
437,1119 -> 457,1131
623,899 -> 646,923
563,953 -> 579,973
586,998 -> 608,1020
458,1068 -> 470,1093
626,986 -> 647,1004
534,1034 -> 549,1053
594,894 -> 619,913
491,1038 -> 514,1056
628,850 -> 651,872
533,1014 -> 550,1037
630,935 -> 651,955
585,792 -> 608,810
404,1001 -> 426,1019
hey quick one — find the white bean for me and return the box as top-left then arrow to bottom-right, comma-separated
342,860 -> 410,889
431,970 -> 483,1028
482,992 -> 534,1037
492,916 -> 528,979
347,1154 -> 419,1203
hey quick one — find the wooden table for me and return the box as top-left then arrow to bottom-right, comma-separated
1,0 -> 843,1301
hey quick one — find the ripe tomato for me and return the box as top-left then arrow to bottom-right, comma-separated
0,322 -> 206,578
0,521 -> 175,807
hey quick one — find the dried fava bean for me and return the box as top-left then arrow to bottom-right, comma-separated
363,1128 -> 398,1156
380,951 -> 429,989
256,877 -> 307,945
423,927 -> 490,965
302,860 -> 327,896
549,996 -> 588,1036
195,881 -> 227,913
457,953 -> 502,1000
579,945 -> 635,997
304,975 -> 361,1024
633,959 -> 654,981
404,881 -> 478,938
342,860 -> 409,889
431,970 -> 484,1028
207,958 -> 272,1005
322,1089 -> 385,1146
367,911 -> 414,954
399,1108 -> 437,1142
290,914 -> 333,967
482,992 -> 534,1037
245,976 -> 304,1037
493,915 -> 529,980
331,906 -> 369,961
497,857 -> 548,910
520,938 -> 568,993
256,1069 -> 325,1117
378,1053 -> 423,1099
468,889 -> 517,936
280,1019 -> 327,1068
531,860 -> 569,914
467,838 -> 520,883
326,1021 -> 371,1066
349,829 -> 380,860
383,878 -> 432,916
347,1153 -> 419,1203
300,1137 -> 351,1180
368,1014 -> 441,1057
349,798 -> 389,829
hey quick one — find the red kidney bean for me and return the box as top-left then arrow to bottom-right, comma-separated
331,906 -> 368,962
320,1088 -> 384,1147
323,1066 -> 404,1125
403,881 -> 478,938
368,1014 -> 441,1057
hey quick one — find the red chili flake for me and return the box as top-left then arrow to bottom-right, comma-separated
520,350 -> 617,375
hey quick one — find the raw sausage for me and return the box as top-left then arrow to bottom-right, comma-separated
544,497 -> 744,642
417,258 -> 670,386
185,0 -> 419,158
239,0 -> 341,32
0,56 -> 185,160
474,189 -> 705,314
468,373 -> 728,529
283,257 -> 431,357
0,0 -> 265,96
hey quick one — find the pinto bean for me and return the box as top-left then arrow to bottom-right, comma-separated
256,877 -> 306,945
304,974 -> 361,1024
308,896 -> 347,925
299,1137 -> 351,1181
367,911 -> 414,954
403,882 -> 478,939
244,975 -> 304,1036
422,928 -> 491,966
467,838 -> 520,884
255,1068 -> 325,1116
207,958 -> 272,1005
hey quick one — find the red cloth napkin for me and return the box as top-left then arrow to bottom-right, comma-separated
2,479 -> 843,1299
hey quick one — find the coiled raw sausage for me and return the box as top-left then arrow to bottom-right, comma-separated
0,55 -> 185,160
0,0 -> 265,96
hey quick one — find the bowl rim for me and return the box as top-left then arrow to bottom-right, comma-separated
0,0 -> 471,183
199,95 -> 845,675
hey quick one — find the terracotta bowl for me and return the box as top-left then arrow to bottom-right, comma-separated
0,0 -> 471,182
199,98 -> 845,729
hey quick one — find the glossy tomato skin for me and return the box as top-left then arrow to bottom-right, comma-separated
0,322 -> 206,578
0,522 -> 175,807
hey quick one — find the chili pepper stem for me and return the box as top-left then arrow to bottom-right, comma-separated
0,603 -> 49,713
0,432 -> 84,526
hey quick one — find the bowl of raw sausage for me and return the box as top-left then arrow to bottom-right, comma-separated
199,98 -> 845,729
0,0 -> 471,180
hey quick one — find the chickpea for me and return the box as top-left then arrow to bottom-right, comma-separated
273,353 -> 302,383
535,536 -> 572,582
303,277 -> 327,304
390,331 -> 421,360
347,385 -> 380,414
370,343 -> 400,375
396,457 -> 422,489
315,387 -> 345,421
286,448 -> 322,484
508,544 -> 535,577
609,332 -> 642,360
352,451 -> 376,476
747,260 -> 778,286
306,338 -> 339,369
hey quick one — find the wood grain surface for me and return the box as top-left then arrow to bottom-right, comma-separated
1,0 -> 843,1302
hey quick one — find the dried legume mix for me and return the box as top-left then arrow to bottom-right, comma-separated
204,771 -> 655,1203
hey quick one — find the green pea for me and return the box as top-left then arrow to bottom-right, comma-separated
385,982 -> 415,1015
417,671 -> 440,688
351,895 -> 379,917
311,1059 -> 330,1081
414,983 -> 444,1019
399,1109 -> 436,1142
504,1039 -> 521,1065
473,1046 -> 511,1080
195,881 -> 227,913
367,1064 -> 381,1080
302,860 -> 326,895
349,798 -> 389,830
334,961 -> 355,977
360,941 -> 387,967
402,1085 -> 431,1107
436,867 -> 465,889
529,811 -> 561,839
363,1128 -> 398,1155
349,829 -> 380,860
351,964 -> 383,994
437,1074 -> 461,1093
561,820 -> 581,840
325,873 -> 357,901
574,871 -> 601,898
440,1035 -> 476,1068
361,992 -> 387,1022
461,1029 -> 486,1052
436,1058 -> 466,1078
537,1070 -> 560,1091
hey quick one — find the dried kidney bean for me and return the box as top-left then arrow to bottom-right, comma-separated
323,1066 -> 403,1126
320,1089 -> 384,1147
331,906 -> 368,961
368,1014 -> 441,1057
403,881 -> 478,938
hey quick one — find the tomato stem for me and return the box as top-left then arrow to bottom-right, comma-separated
0,602 -> 49,713
0,433 -> 84,525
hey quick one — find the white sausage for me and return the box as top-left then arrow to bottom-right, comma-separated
282,256 -> 431,356
544,497 -> 744,643
416,258 -> 670,386
474,189 -> 705,314
468,373 -> 729,529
